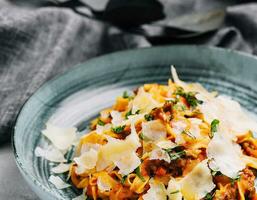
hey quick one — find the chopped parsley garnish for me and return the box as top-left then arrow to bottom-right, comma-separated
139,133 -> 150,141
125,109 -> 140,119
182,130 -> 196,139
97,119 -> 105,126
125,110 -> 132,119
111,125 -> 126,133
121,175 -> 127,185
144,114 -> 154,121
135,110 -> 140,114
163,148 -> 186,161
230,173 -> 241,185
176,88 -> 203,108
135,167 -> 145,182
170,190 -> 179,195
209,119 -> 220,138
205,193 -> 213,200
123,91 -> 129,98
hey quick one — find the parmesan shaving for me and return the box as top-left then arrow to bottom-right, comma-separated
180,160 -> 215,200
132,87 -> 162,114
49,175 -> 71,189
51,163 -> 70,174
167,178 -> 182,200
42,123 -> 77,151
143,179 -> 167,200
35,146 -> 66,162
207,132 -> 245,178
142,120 -> 166,141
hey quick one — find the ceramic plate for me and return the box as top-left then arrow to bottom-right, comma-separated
13,45 -> 257,199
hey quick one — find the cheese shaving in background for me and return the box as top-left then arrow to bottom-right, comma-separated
171,66 -> 187,89
110,111 -> 124,126
96,123 -> 112,134
114,151 -> 141,175
42,123 -> 77,151
188,118 -> 202,138
156,139 -> 176,149
200,95 -> 257,136
49,175 -> 71,189
142,120 -> 166,141
167,178 -> 182,200
180,160 -> 215,200
207,131 -> 245,178
74,148 -> 98,174
132,87 -> 162,114
35,146 -> 67,162
51,163 -> 70,174
149,148 -> 170,163
98,124 -> 141,175
143,179 -> 167,200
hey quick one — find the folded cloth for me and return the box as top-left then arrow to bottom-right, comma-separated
0,2 -> 149,144
1,1 -> 257,144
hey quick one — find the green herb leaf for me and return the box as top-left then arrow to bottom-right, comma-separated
230,173 -> 241,185
175,88 -> 203,108
111,125 -> 126,133
139,133 -> 150,141
123,91 -> 129,98
163,149 -> 186,161
144,114 -> 154,121
170,190 -> 180,195
125,110 -> 132,119
182,130 -> 196,139
205,193 -> 213,200
121,175 -> 127,185
135,166 -> 145,182
97,119 -> 105,126
135,110 -> 140,114
210,119 -> 220,138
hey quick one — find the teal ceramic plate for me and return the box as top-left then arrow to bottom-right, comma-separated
13,45 -> 257,199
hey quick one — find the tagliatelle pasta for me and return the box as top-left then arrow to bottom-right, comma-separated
37,66 -> 257,200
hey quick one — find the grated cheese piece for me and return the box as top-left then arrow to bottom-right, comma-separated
143,179 -> 167,200
42,123 -> 77,151
51,163 -> 70,174
49,175 -> 71,189
142,120 -> 166,141
207,132 -> 245,178
180,160 -> 215,200
35,146 -> 66,162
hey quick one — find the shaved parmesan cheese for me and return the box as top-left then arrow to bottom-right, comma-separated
51,163 -> 70,174
207,132 -> 245,178
35,146 -> 66,162
167,178 -> 182,200
143,179 -> 167,200
96,123 -> 111,134
132,87 -> 162,114
126,114 -> 145,125
97,173 -> 113,192
72,194 -> 86,200
110,111 -> 123,126
200,95 -> 257,136
180,160 -> 215,200
42,123 -> 77,151
49,175 -> 71,189
156,140 -> 176,149
80,143 -> 101,154
149,148 -> 170,163
172,120 -> 187,135
115,151 -> 141,175
188,118 -> 202,138
142,120 -> 166,141
74,148 -> 98,174
98,124 -> 141,175
171,66 -> 187,89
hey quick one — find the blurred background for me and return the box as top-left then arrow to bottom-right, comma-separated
0,0 -> 257,199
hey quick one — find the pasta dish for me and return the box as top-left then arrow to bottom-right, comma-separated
36,67 -> 257,200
